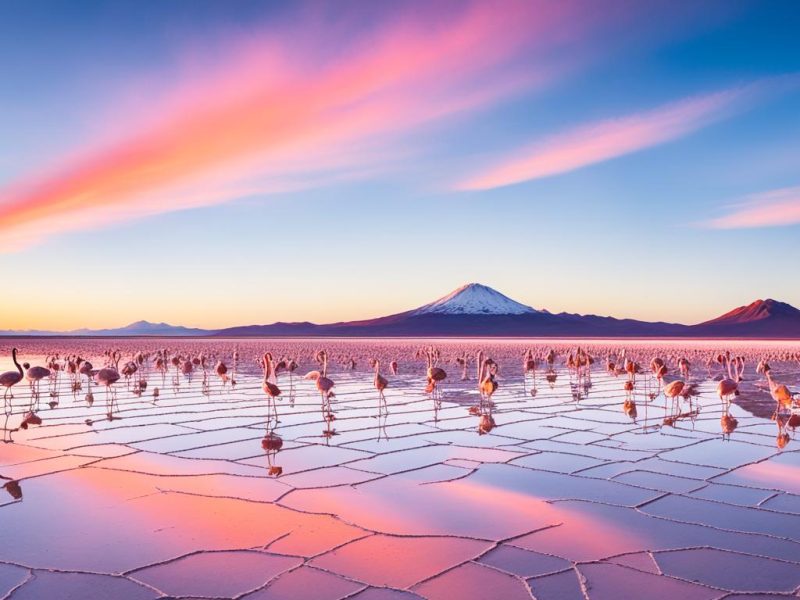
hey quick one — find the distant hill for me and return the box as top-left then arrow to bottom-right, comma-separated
693,299 -> 800,338
0,320 -> 211,337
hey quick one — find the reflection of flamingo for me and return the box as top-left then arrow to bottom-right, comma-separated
775,414 -> 791,450
623,398 -> 637,420
0,349 -> 24,402
262,432 -> 283,476
720,403 -> 738,439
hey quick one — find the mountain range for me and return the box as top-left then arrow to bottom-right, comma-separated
3,284 -> 800,338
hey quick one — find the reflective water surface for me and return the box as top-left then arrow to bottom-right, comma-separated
1,338 -> 799,599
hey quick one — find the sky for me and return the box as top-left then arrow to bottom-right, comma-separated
1,0 -> 799,330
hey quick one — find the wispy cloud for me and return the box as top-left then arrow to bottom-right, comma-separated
458,86 -> 759,191
0,1 -> 607,251
704,186 -> 800,229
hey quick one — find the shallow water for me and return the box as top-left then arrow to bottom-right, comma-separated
1,338 -> 799,599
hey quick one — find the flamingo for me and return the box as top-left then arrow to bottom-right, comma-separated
717,378 -> 739,405
94,351 -> 121,418
372,359 -> 388,414
261,353 -> 281,422
284,357 -> 298,399
305,350 -> 335,411
78,360 -> 94,403
545,349 -> 556,369
761,363 -> 795,412
425,348 -> 447,398
25,362 -> 50,411
678,357 -> 691,379
624,356 -> 641,383
479,358 -> 498,405
215,360 -> 229,388
523,349 -> 538,395
455,355 -> 469,381
0,349 -> 24,402
663,379 -> 685,405
154,352 -> 167,386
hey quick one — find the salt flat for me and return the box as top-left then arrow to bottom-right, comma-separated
1,339 -> 799,599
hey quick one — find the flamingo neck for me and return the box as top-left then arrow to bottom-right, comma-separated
12,349 -> 21,375
263,355 -> 272,383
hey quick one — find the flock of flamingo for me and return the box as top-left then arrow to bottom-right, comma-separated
2,342 -> 800,454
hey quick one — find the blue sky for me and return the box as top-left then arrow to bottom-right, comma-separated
0,0 -> 799,330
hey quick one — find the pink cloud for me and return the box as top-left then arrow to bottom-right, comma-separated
705,186 -> 800,229
458,87 -> 755,191
0,1 -> 604,250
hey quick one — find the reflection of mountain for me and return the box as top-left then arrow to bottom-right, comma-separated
3,285 -> 800,338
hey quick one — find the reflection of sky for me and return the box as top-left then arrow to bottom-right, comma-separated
1,1 -> 799,329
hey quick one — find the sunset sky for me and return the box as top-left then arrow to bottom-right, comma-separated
1,0 -> 799,330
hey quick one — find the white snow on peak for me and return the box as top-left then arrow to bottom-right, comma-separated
414,283 -> 538,316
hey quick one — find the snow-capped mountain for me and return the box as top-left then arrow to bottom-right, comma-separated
413,283 -> 538,316
4,286 -> 800,338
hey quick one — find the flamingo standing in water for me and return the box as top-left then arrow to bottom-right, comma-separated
25,362 -> 50,411
305,350 -> 335,412
663,379 -> 685,405
0,349 -> 24,402
523,349 -> 538,395
479,357 -> 498,406
78,360 -> 94,404
372,359 -> 388,414
678,357 -> 691,379
215,360 -> 229,389
717,377 -> 739,405
717,353 -> 740,405
424,348 -> 446,398
94,351 -> 121,418
759,361 -> 795,412
261,353 -> 281,424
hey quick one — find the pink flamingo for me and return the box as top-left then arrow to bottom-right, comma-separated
372,359 -> 388,414
262,353 -> 281,423
0,349 -> 24,402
